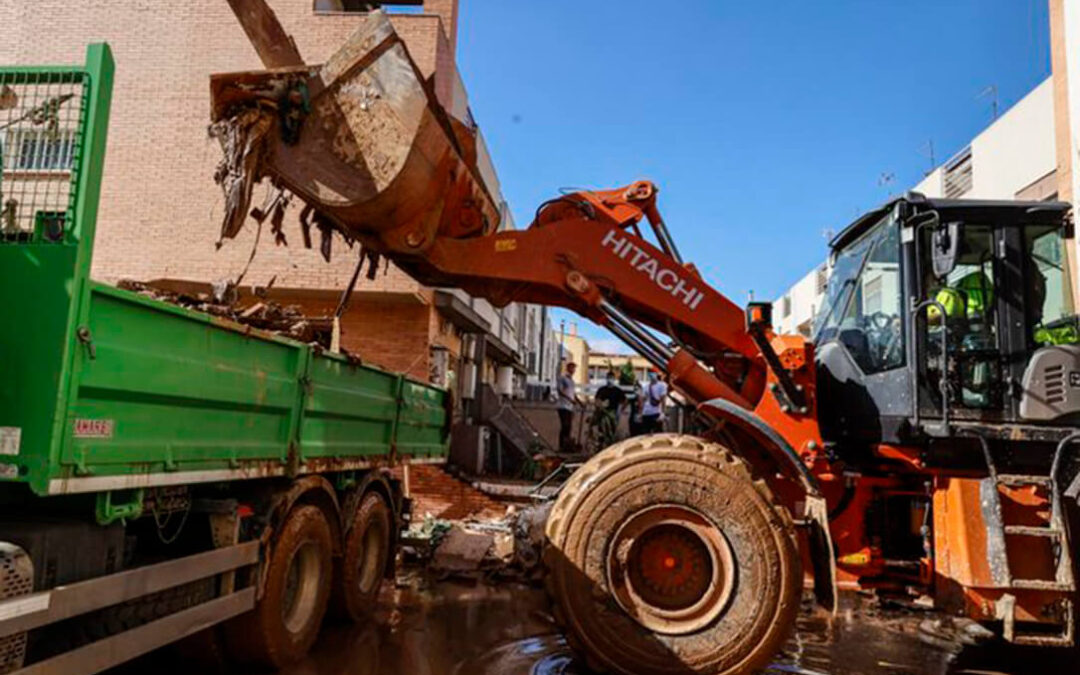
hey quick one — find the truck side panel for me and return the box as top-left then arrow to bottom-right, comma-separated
56,283 -> 303,485
303,355 -> 404,461
38,283 -> 448,495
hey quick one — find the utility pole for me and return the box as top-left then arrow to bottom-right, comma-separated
559,318 -> 566,371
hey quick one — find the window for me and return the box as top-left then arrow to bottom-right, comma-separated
781,295 -> 791,319
815,265 -> 828,296
943,149 -> 973,198
797,318 -> 813,338
3,128 -> 77,172
921,225 -> 999,408
315,1 -> 423,12
863,276 -> 883,314
1026,225 -> 1076,345
817,216 -> 904,374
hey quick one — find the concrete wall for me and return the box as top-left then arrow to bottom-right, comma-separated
914,79 -> 1057,200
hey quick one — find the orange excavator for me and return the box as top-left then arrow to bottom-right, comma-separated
212,6 -> 1079,674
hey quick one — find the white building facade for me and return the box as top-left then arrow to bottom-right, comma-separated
775,264 -> 829,337
912,79 -> 1058,201
777,67 -> 1068,337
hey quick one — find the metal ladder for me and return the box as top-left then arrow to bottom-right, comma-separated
975,433 -> 1078,647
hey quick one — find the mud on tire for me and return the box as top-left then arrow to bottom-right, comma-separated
331,491 -> 392,622
225,504 -> 333,668
544,434 -> 801,675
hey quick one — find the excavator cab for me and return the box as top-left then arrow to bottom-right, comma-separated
815,194 -> 1075,451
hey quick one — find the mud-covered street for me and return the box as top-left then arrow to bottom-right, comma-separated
116,576 -> 1077,675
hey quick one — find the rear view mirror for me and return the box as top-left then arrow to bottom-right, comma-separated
932,222 -> 961,279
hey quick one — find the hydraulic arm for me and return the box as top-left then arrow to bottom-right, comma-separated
209,4 -> 828,502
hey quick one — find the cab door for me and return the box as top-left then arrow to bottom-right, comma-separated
913,223 -> 1007,421
815,213 -> 910,446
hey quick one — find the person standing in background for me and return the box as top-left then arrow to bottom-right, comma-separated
640,370 -> 668,434
556,362 -> 579,452
593,371 -> 627,447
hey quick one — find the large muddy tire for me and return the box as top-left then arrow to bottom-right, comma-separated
544,434 -> 800,675
225,504 -> 333,668
330,492 -> 392,621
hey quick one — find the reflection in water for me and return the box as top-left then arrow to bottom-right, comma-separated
279,580 -> 1073,675
454,635 -> 582,675
121,575 -> 1078,675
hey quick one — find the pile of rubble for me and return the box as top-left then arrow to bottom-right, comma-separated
402,502 -> 552,583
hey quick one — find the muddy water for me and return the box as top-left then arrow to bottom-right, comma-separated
118,575 -> 1075,675
265,579 -> 1075,675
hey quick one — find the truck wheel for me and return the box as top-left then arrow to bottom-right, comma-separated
544,434 -> 800,675
331,492 -> 392,621
226,504 -> 333,668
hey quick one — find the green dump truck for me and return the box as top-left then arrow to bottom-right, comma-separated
0,45 -> 448,674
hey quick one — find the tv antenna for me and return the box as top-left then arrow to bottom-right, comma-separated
977,84 -> 999,120
918,139 -> 936,175
878,172 -> 896,198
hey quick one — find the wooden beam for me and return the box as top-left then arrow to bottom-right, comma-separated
226,0 -> 305,68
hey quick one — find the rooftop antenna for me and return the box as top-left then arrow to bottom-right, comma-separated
878,172 -> 896,199
977,84 -> 999,121
918,139 -> 936,175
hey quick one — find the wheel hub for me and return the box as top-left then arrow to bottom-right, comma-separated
282,541 -> 322,634
608,505 -> 735,635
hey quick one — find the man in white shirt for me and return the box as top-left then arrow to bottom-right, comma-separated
556,362 -> 579,451
640,370 -> 668,434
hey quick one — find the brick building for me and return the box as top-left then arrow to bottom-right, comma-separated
0,0 -> 556,392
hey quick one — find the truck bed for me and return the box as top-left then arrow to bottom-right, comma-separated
5,279 -> 447,497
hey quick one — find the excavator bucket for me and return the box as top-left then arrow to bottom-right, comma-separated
209,8 -> 499,251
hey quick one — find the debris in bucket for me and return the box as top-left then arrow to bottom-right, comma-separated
208,107 -> 273,243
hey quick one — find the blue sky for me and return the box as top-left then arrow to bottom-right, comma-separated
454,1 -> 1051,353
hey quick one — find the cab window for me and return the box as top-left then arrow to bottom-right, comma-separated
817,217 -> 904,374
920,225 -> 999,409
1026,225 -> 1078,346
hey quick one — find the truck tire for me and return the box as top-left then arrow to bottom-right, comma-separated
331,492 -> 392,622
226,504 -> 333,668
544,434 -> 800,675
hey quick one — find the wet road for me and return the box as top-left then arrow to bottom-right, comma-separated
268,578 -> 1078,675
125,575 -> 1079,675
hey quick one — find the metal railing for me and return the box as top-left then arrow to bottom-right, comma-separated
0,70 -> 87,244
